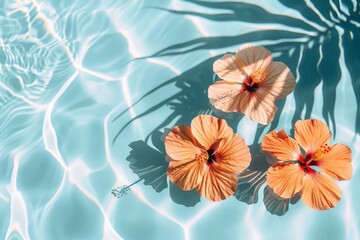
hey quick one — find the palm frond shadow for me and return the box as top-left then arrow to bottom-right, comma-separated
149,0 -> 359,135
113,0 -> 360,212
113,55 -> 247,144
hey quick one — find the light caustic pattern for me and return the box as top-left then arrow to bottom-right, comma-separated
0,0 -> 359,239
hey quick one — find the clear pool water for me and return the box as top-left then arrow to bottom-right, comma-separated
1,0 -> 359,239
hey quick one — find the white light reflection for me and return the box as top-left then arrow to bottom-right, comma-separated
304,0 -> 334,27
0,192 -> 10,202
184,204 -> 216,228
32,0 -> 127,82
335,25 -> 357,135
43,71 -> 78,168
6,0 -> 359,239
244,205 -> 262,240
0,81 -> 45,109
339,125 -> 360,240
104,108 -> 189,239
146,58 -> 181,76
120,69 -> 144,137
67,160 -> 124,240
5,151 -> 31,240
172,0 -> 216,57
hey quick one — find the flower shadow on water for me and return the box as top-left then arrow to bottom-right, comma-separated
235,143 -> 300,216
122,130 -> 298,214
125,130 -> 201,207
112,0 -> 360,213
263,186 -> 301,216
235,144 -> 269,205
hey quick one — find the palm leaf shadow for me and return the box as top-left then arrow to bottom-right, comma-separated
149,0 -> 360,136
279,0 -> 360,135
113,55 -> 245,144
342,24 -> 360,132
113,0 -> 360,212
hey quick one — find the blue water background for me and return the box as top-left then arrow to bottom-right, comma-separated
0,0 -> 359,239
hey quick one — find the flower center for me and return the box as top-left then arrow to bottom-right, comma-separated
298,144 -> 331,172
196,148 -> 219,165
250,69 -> 266,84
207,149 -> 217,165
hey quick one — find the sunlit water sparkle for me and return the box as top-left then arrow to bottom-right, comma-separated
0,0 -> 359,239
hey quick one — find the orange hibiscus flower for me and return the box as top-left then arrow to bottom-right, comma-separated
165,115 -> 251,201
208,44 -> 296,125
261,119 -> 352,210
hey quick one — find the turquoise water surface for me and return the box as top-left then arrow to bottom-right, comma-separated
0,0 -> 359,239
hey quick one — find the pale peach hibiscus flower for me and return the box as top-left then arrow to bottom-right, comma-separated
165,115 -> 251,201
261,119 -> 352,210
208,44 -> 296,125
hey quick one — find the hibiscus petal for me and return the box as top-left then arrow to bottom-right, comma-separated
262,130 -> 301,161
165,125 -> 201,161
240,90 -> 278,125
294,119 -> 332,153
196,167 -> 238,201
167,158 -> 204,191
191,115 -> 233,149
316,143 -> 352,181
213,54 -> 245,82
208,80 -> 244,112
236,44 -> 273,76
266,162 -> 303,199
301,172 -> 341,210
261,61 -> 296,99
215,133 -> 251,173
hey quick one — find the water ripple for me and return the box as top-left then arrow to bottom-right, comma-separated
1,0 -> 359,239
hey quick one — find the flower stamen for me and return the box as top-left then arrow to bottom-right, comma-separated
196,149 -> 209,163
311,144 -> 331,161
250,69 -> 267,84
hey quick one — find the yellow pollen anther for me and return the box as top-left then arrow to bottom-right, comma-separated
196,149 -> 209,163
250,69 -> 267,84
312,144 -> 331,160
